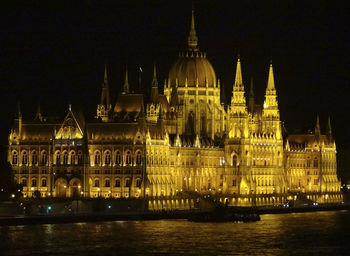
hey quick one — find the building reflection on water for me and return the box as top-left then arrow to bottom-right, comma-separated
1,211 -> 349,255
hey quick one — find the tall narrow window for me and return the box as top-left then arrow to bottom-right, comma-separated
22,151 -> 28,165
70,151 -> 75,165
307,158 -> 311,168
105,151 -> 111,165
95,151 -> 101,165
41,151 -> 47,165
136,151 -> 142,165
314,158 -> 319,168
56,151 -> 60,165
32,151 -> 38,165
41,179 -> 47,187
12,151 -> 18,165
94,179 -> 100,187
125,179 -> 131,187
116,151 -> 121,165
63,152 -> 68,165
136,179 -> 142,188
126,151 -> 132,165
104,179 -> 110,187
232,179 -> 237,187
22,179 -> 27,187
232,155 -> 237,167
115,179 -> 121,187
32,179 -> 37,187
78,151 -> 83,164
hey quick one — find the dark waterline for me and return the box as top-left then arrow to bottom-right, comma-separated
1,211 -> 350,256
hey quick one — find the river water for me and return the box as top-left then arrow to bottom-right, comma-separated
1,211 -> 350,256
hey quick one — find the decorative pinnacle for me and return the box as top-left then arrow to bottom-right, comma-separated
234,57 -> 243,87
327,115 -> 332,139
152,62 -> 158,88
267,62 -> 275,90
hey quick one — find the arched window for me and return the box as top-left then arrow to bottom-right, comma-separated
78,151 -> 83,164
94,179 -> 100,187
55,151 -> 60,165
136,151 -> 142,165
232,155 -> 237,167
12,151 -> 18,165
41,179 -> 47,187
104,179 -> 110,187
63,152 -> 68,165
116,151 -> 121,165
105,151 -> 111,165
22,151 -> 28,165
95,151 -> 101,165
41,151 -> 47,165
115,179 -> 121,187
307,158 -> 311,168
136,179 -> 142,188
32,151 -> 38,165
31,179 -> 37,187
22,178 -> 27,187
126,151 -> 132,165
125,179 -> 131,187
70,151 -> 76,165
314,158 -> 319,168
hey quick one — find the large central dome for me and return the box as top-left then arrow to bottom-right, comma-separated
168,11 -> 217,88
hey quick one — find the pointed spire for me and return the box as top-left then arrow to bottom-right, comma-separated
267,61 -> 275,91
123,65 -> 130,94
103,64 -> 109,88
231,57 -> 247,114
263,61 -> 279,117
150,63 -> 159,103
187,7 -> 198,50
100,64 -> 111,108
152,62 -> 158,88
315,115 -> 321,138
326,116 -> 332,141
35,102 -> 43,121
234,57 -> 243,87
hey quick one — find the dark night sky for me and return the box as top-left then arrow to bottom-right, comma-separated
1,1 -> 350,176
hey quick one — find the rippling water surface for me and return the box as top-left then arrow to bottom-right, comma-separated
1,211 -> 350,256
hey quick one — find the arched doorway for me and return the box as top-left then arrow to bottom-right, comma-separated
69,178 -> 82,198
55,178 -> 67,197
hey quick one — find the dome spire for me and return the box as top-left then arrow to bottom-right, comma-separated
187,7 -> 198,50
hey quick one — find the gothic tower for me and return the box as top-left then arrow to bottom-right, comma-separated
97,65 -> 112,122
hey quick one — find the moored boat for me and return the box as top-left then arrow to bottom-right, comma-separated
188,208 -> 260,222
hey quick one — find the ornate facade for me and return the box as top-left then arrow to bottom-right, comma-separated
8,11 -> 342,207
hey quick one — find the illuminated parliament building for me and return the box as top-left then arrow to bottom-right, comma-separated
8,11 -> 342,208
